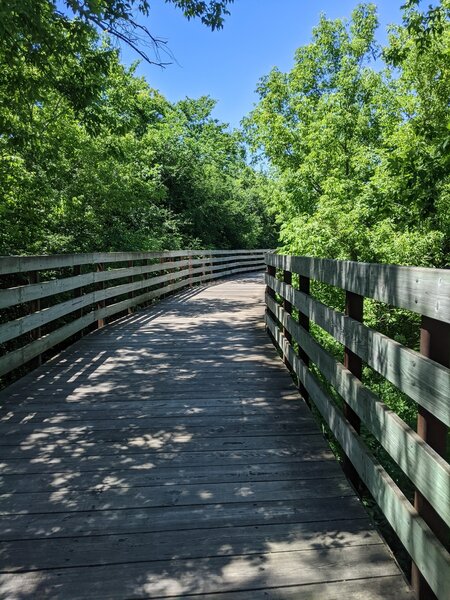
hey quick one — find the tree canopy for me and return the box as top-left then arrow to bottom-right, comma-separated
244,1 -> 450,268
0,0 -> 276,255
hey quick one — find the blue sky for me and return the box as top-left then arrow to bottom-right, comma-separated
119,1 -> 404,129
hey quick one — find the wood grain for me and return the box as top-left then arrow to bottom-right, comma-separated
0,273 -> 412,599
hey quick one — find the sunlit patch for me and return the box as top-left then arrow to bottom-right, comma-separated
236,486 -> 254,497
199,490 -> 213,499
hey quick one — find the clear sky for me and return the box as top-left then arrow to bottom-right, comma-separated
119,1 -> 404,129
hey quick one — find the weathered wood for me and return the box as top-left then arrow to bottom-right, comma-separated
266,314 -> 450,600
0,460 -> 342,492
0,261 -> 265,375
267,253 -> 450,322
0,250 -> 269,275
266,295 -> 450,526
0,477 -> 352,515
0,494 -> 368,541
0,545 -> 405,599
0,518 -> 379,571
412,316 -> 450,600
0,273 -> 412,600
342,290 -> 363,488
0,261 -> 265,344
163,578 -> 414,600
266,273 -> 450,426
0,313 -> 95,377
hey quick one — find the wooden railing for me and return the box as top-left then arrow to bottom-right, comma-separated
264,254 -> 450,600
0,249 -> 267,380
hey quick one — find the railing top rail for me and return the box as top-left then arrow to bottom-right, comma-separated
0,249 -> 271,275
267,253 -> 450,323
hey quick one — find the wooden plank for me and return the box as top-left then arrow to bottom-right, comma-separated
0,250 -> 269,275
0,413 -> 313,436
0,402 -> 305,423
0,313 -> 95,377
160,577 -> 414,600
266,314 -> 450,600
266,273 -> 450,426
0,255 -> 263,309
0,444 -> 334,476
0,421 -> 313,445
0,265 -> 264,375
0,433 -> 330,460
0,273 -> 412,600
156,577 -> 414,600
267,253 -> 450,322
0,544 -> 403,599
0,460 -> 341,492
0,495 -> 370,541
266,295 -> 450,526
0,477 -> 353,515
0,519 -> 379,572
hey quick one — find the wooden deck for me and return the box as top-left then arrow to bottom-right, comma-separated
0,273 -> 414,599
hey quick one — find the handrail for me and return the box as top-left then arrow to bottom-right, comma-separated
0,249 -> 268,379
265,253 -> 450,600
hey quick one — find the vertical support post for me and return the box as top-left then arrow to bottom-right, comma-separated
127,260 -> 135,315
265,263 -> 276,341
96,263 -> 105,329
28,271 -> 42,368
73,264 -> 83,340
189,255 -> 193,287
342,290 -> 364,489
412,316 -> 450,600
144,258 -> 151,307
297,275 -> 311,407
282,269 -> 293,371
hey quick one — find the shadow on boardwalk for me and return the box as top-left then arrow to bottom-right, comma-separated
0,274 -> 413,599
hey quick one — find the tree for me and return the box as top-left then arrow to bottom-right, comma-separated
244,1 -> 449,268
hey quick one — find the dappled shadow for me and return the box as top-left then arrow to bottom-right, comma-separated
0,273 -> 413,599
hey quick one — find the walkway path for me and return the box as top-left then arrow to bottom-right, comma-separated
0,273 -> 413,599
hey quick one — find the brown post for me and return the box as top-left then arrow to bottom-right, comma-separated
73,264 -> 84,340
411,316 -> 450,600
127,260 -> 135,315
28,271 -> 42,367
297,275 -> 311,407
283,269 -> 293,371
265,263 -> 277,343
342,290 -> 364,489
96,263 -> 105,328
144,258 -> 152,307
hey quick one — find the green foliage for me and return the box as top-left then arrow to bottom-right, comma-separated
244,0 -> 449,433
245,1 -> 450,268
0,4 -> 275,255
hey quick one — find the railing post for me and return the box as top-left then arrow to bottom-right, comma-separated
28,271 -> 42,367
96,263 -> 105,329
342,290 -> 364,490
73,264 -> 83,340
127,260 -> 135,314
265,262 -> 276,340
282,269 -> 293,371
297,274 -> 310,407
412,316 -> 450,600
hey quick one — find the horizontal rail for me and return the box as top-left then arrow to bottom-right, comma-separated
266,253 -> 450,323
265,274 -> 450,427
264,253 -> 450,600
0,250 -> 267,378
266,294 -> 450,526
0,249 -> 271,275
266,313 -> 450,600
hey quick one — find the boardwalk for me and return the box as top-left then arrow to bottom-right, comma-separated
0,273 -> 413,599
